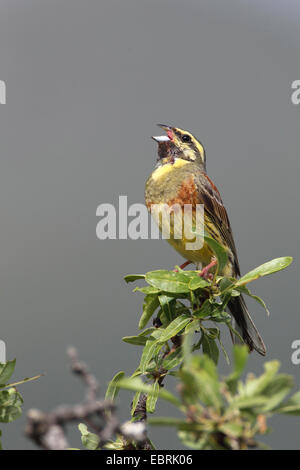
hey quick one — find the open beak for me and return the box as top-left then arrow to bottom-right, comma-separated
151,124 -> 173,142
151,135 -> 170,143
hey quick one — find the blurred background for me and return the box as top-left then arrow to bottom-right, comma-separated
0,0 -> 299,449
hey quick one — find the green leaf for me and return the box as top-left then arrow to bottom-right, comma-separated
131,391 -> 141,417
130,368 -> 142,379
219,422 -> 243,438
189,353 -> 219,381
124,274 -> 145,283
188,276 -> 210,291
139,338 -> 163,374
158,295 -> 176,323
202,335 -> 219,365
218,277 -> 235,293
211,310 -> 231,323
205,327 -> 219,340
158,314 -> 191,343
229,395 -> 268,410
193,299 -> 212,319
226,345 -> 249,393
230,289 -> 241,297
259,375 -> 293,413
145,270 -> 190,294
162,348 -> 183,371
139,295 -> 160,330
116,377 -> 181,407
78,423 -> 100,450
0,389 -> 23,423
0,388 -> 23,407
247,293 -> 269,315
217,336 -> 230,365
0,360 -> 16,387
138,327 -> 157,337
134,286 -> 161,294
104,437 -> 125,450
122,335 -> 148,346
182,356 -> 222,409
178,430 -> 209,450
243,361 -> 280,396
225,321 -> 244,344
0,404 -> 22,423
236,286 -> 270,316
122,327 -> 157,346
204,233 -> 228,274
275,390 -> 300,415
184,318 -> 201,335
146,381 -> 160,413
235,257 -> 293,287
181,320 -> 200,363
105,371 -> 125,401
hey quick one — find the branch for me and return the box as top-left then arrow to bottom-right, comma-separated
25,348 -> 118,449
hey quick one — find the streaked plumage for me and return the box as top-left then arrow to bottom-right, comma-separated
145,125 -> 266,356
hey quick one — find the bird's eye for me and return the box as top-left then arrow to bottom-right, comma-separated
182,134 -> 191,142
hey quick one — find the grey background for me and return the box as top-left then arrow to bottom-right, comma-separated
0,0 -> 299,450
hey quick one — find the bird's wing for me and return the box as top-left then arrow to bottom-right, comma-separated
195,171 -> 240,276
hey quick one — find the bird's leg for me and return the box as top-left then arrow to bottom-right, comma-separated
179,260 -> 192,270
198,257 -> 217,279
173,260 -> 192,272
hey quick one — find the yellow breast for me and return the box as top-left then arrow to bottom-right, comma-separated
151,158 -> 189,182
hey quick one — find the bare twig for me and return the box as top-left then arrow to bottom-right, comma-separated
26,348 -> 118,449
67,347 -> 98,403
26,347 -> 150,450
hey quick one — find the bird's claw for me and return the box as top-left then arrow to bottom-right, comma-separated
198,257 -> 217,279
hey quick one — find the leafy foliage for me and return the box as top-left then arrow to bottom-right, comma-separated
0,359 -> 41,449
157,347 -> 300,449
78,423 -> 100,450
123,254 -> 292,373
116,344 -> 300,449
104,247 -> 294,450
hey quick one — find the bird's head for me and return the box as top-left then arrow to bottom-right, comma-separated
152,124 -> 206,169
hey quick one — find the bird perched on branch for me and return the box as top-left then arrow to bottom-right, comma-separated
145,124 -> 266,356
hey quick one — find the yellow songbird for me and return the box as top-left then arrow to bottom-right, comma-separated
145,124 -> 266,355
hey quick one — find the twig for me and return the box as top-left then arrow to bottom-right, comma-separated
67,347 -> 98,403
25,348 -> 118,449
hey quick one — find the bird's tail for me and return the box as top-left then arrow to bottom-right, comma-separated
228,295 -> 266,356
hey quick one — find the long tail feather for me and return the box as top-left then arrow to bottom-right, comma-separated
228,295 -> 266,356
